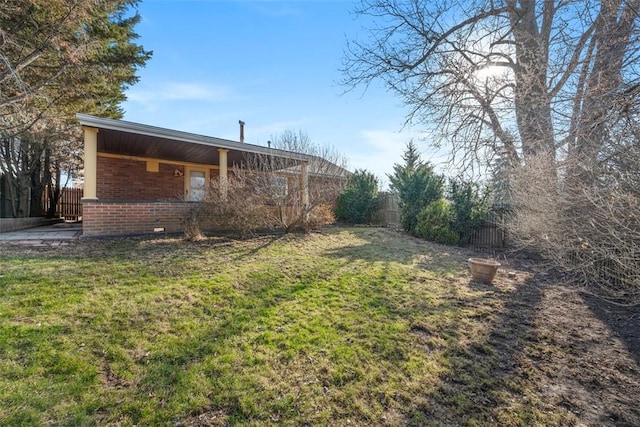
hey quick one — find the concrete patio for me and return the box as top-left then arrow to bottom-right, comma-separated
0,222 -> 82,245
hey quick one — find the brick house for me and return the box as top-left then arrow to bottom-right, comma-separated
76,114 -> 339,237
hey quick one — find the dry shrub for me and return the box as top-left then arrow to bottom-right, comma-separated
238,130 -> 347,233
568,186 -> 640,301
182,176 -> 269,239
182,175 -> 339,238
206,175 -> 267,237
204,176 -> 269,238
303,204 -> 336,233
507,151 -> 640,304
506,152 -> 562,253
181,129 -> 347,238
183,205 -> 206,241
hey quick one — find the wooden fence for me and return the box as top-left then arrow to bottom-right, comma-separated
1,174 -> 82,220
42,187 -> 83,221
373,192 -> 401,228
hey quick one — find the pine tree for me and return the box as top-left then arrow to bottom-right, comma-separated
388,141 -> 444,234
0,0 -> 152,217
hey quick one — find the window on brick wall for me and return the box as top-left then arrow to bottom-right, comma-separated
270,175 -> 288,198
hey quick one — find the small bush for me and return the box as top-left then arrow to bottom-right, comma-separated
414,200 -> 459,245
304,204 -> 336,232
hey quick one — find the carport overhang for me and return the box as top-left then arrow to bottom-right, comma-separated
76,114 -> 310,200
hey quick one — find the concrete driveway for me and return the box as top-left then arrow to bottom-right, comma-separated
0,222 -> 82,245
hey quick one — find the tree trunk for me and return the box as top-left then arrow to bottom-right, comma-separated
47,167 -> 62,219
509,1 -> 556,161
29,151 -> 43,217
43,146 -> 62,218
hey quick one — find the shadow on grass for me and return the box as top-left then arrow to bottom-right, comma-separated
405,275 -> 548,425
134,232 -> 287,263
3,227 -> 583,425
229,234 -> 284,261
123,264 -> 320,424
0,234 -> 302,425
581,294 -> 640,367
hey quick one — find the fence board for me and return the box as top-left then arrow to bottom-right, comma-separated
42,187 -> 83,221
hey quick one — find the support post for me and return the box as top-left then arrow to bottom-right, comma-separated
82,126 -> 98,200
218,148 -> 229,199
301,160 -> 309,210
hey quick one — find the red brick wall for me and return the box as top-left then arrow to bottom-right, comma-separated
82,200 -> 193,237
86,157 -> 225,236
97,157 -> 185,200
86,156 -> 340,237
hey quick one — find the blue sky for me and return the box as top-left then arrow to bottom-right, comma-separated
121,0 -> 447,188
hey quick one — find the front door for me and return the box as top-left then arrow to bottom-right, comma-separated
186,169 -> 207,201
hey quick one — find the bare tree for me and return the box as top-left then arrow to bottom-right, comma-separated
238,130 -> 348,233
343,1 -> 640,301
183,130 -> 348,238
342,0 -> 640,175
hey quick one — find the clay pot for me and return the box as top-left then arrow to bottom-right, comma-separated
468,258 -> 500,284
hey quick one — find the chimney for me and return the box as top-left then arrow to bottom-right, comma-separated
238,120 -> 245,143
267,140 -> 271,148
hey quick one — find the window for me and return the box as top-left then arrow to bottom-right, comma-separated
270,176 -> 288,198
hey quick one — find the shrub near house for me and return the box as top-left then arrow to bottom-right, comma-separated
335,169 -> 380,224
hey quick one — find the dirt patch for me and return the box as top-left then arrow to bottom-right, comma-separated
582,293 -> 640,367
492,256 -> 640,426
180,409 -> 229,427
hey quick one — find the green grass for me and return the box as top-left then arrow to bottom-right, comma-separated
0,227 -> 576,426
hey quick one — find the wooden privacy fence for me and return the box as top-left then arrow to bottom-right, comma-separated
42,187 -> 83,221
373,192 -> 401,228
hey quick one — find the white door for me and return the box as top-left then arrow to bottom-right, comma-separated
188,170 -> 206,201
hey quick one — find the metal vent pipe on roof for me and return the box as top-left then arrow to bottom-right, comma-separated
239,120 -> 245,143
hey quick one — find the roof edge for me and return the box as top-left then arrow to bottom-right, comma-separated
76,113 -> 311,161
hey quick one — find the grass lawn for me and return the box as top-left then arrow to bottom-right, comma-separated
1,227 -> 638,426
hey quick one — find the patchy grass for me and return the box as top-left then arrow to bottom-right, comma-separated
0,227 -> 638,426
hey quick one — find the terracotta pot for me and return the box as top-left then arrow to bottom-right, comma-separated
468,258 -> 500,284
